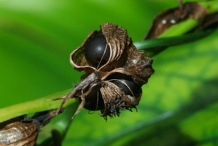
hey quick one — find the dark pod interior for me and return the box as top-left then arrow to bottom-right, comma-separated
77,82 -> 105,111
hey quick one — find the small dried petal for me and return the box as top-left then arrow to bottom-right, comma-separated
100,23 -> 130,71
124,49 -> 154,85
100,81 -> 140,118
70,31 -> 97,75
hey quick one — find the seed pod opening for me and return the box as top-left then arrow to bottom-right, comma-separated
99,80 -> 141,118
106,73 -> 142,97
76,82 -> 105,111
61,23 -> 154,119
84,31 -> 110,69
110,79 -> 142,97
70,23 -> 131,78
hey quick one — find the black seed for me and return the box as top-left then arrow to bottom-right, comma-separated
85,31 -> 110,68
78,82 -> 104,111
107,73 -> 142,97
106,73 -> 133,81
110,79 -> 142,97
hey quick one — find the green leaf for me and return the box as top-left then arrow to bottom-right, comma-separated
0,89 -> 73,123
134,28 -> 215,57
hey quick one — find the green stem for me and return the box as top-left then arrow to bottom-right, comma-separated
134,28 -> 215,57
0,89 -> 74,123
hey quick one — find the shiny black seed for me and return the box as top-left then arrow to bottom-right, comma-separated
107,73 -> 142,97
110,79 -> 142,97
85,31 -> 110,68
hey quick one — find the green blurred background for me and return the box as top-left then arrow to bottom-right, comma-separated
0,0 -> 218,146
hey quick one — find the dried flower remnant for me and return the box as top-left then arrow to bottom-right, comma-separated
57,23 -> 154,119
0,110 -> 59,146
0,121 -> 38,146
144,1 -> 208,39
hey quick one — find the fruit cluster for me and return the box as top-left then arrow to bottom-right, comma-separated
70,23 -> 154,118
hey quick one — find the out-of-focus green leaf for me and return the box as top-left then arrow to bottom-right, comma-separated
0,1 -> 218,146
135,28 -> 215,57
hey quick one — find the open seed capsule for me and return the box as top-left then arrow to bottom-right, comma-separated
60,23 -> 154,119
70,23 -> 130,78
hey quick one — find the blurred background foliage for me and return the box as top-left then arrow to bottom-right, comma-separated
0,0 -> 218,146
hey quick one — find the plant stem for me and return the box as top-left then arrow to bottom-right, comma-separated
134,28 -> 215,57
0,89 -> 74,123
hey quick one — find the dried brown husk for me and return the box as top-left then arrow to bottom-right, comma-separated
101,45 -> 154,86
0,122 -> 38,146
70,23 -> 131,78
66,23 -> 154,118
123,49 -> 154,86
144,2 -> 208,39
99,81 -> 141,118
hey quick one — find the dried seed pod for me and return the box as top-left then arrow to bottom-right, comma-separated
70,23 -> 130,77
56,23 -> 154,119
76,77 -> 142,117
0,121 -> 38,146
